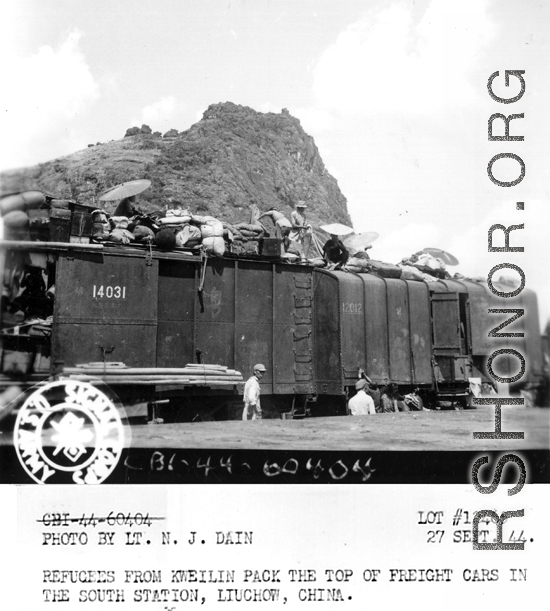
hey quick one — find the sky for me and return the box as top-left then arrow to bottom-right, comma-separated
1,0 -> 549,324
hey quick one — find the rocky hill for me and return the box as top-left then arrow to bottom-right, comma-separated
0,102 -> 351,229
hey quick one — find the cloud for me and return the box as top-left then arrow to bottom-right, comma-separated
1,30 -> 99,170
447,198 -> 550,324
133,96 -> 179,129
368,200 -> 550,326
293,107 -> 334,135
370,222 -> 442,265
311,0 -> 496,115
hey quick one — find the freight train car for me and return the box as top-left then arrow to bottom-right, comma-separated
1,237 -> 544,421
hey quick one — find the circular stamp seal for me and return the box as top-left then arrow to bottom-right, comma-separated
14,380 -> 124,484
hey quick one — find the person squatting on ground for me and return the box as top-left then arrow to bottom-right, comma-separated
242,363 -> 266,420
380,383 -> 409,412
348,379 -> 376,415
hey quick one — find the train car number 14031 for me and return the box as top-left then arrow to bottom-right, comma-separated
92,285 -> 126,299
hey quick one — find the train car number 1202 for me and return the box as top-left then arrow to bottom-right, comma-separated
342,302 -> 362,314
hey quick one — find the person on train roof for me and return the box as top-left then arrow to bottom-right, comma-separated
322,234 -> 349,270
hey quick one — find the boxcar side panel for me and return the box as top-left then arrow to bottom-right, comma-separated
312,271 -> 342,394
462,280 -> 542,382
386,279 -> 412,384
157,259 -> 196,367
334,272 -> 366,384
53,253 -> 158,367
234,261 -> 274,392
406,280 -> 433,384
273,266 -> 314,394
361,274 -> 390,383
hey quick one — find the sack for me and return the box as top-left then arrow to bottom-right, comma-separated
191,214 -> 217,225
239,228 -> 261,239
165,209 -> 191,219
368,260 -> 402,278
133,225 -> 155,242
345,264 -> 364,273
109,228 -> 135,244
111,216 -> 130,229
309,257 -> 326,267
399,265 -> 424,281
346,257 -> 370,270
413,253 -> 446,272
2,210 -> 29,227
235,222 -> 263,234
155,228 -> 176,250
201,220 -> 224,238
0,190 -> 45,215
202,236 -> 225,257
159,216 -> 190,227
421,272 -> 439,283
175,225 -> 201,246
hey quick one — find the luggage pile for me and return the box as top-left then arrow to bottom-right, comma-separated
344,257 -> 402,278
399,252 -> 447,281
344,250 -> 451,283
1,191 -> 95,244
226,222 -> 266,256
0,190 -> 282,260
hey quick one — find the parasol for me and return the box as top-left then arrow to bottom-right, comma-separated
320,223 -> 354,236
422,247 -> 459,266
98,179 -> 151,202
343,231 -> 380,253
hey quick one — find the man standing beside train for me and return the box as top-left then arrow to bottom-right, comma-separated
348,379 -> 376,415
242,364 -> 266,420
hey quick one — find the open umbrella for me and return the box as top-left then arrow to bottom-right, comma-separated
320,223 -> 354,236
343,231 -> 379,254
98,179 -> 151,202
422,247 -> 459,266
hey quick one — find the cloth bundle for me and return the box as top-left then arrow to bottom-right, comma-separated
91,210 -> 110,240
344,257 -> 370,273
399,265 -> 424,281
110,216 -> 130,230
234,222 -> 265,241
175,224 -> 201,247
109,228 -> 135,244
402,252 -> 447,275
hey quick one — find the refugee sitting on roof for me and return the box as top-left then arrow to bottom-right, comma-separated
323,234 -> 349,270
348,379 -> 376,415
113,195 -> 141,218
380,383 -> 409,412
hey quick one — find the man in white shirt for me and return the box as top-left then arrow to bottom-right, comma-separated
288,201 -> 312,258
242,364 -> 266,420
348,379 -> 376,415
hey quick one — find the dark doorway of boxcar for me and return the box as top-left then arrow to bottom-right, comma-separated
431,291 -> 471,384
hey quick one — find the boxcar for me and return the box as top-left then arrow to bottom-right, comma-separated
0,241 -> 544,419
